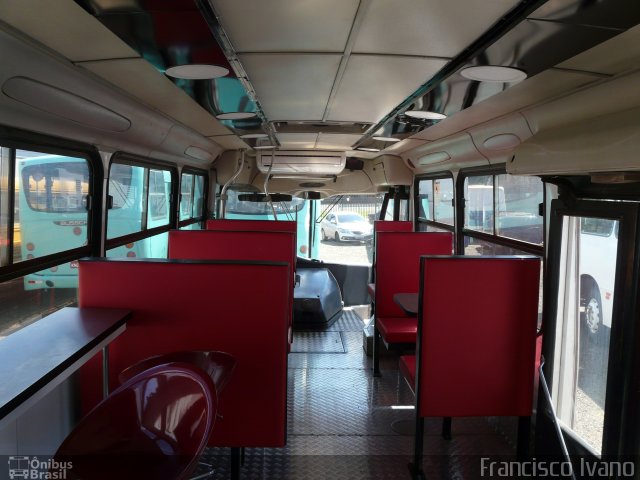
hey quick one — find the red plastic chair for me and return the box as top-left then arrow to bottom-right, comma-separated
118,350 -> 237,400
400,256 -> 540,479
55,363 -> 217,480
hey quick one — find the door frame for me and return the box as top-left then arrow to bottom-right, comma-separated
537,196 -> 640,469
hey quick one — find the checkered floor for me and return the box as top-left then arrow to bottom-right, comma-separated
197,308 -> 517,479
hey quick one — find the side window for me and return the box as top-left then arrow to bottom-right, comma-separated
15,150 -> 91,262
106,159 -> 174,259
0,145 -> 96,338
463,173 -> 543,252
416,175 -> 454,233
179,170 -> 207,230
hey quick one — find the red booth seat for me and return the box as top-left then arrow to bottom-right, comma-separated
403,255 -> 541,478
399,355 -> 416,388
78,258 -> 290,448
375,232 -> 453,319
377,317 -> 417,344
168,229 -> 296,348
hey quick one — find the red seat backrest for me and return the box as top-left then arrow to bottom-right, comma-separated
416,256 -> 540,417
78,259 -> 290,448
207,219 -> 296,233
375,232 -> 453,317
168,230 -> 296,346
374,220 -> 413,233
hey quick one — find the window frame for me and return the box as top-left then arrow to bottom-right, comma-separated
0,126 -> 103,284
104,153 -> 178,251
414,172 -> 455,234
456,165 -> 544,257
178,167 -> 208,229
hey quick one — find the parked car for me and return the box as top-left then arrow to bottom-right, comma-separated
321,212 -> 373,242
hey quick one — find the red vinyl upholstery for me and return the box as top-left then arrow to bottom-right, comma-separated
413,256 -> 540,418
377,317 -> 417,344
375,232 -> 453,319
168,230 -> 296,346
373,220 -> 413,233
399,355 -> 416,390
78,259 -> 290,448
207,219 -> 296,233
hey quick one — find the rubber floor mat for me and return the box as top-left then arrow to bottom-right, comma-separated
291,331 -> 345,353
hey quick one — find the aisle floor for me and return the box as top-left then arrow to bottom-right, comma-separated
200,308 -> 517,479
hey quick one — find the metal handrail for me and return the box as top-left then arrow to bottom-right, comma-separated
538,356 -> 577,480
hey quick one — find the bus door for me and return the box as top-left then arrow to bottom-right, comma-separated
536,197 -> 640,474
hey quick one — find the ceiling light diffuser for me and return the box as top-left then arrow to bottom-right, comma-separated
405,110 -> 447,120
216,112 -> 257,120
356,147 -> 380,152
254,145 -> 276,150
165,64 -> 229,80
372,136 -> 401,142
460,66 -> 527,83
240,133 -> 268,139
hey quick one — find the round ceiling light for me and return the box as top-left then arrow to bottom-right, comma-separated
405,110 -> 447,120
165,64 -> 229,80
216,112 -> 257,120
372,136 -> 401,142
460,66 -> 527,83
356,147 -> 380,152
240,133 -> 268,139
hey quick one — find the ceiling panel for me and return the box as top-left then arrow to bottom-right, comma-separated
241,54 -> 342,121
408,69 -> 602,142
353,0 -> 518,57
208,135 -> 249,150
327,55 -> 448,123
80,59 -> 230,137
276,133 -> 319,149
316,133 -> 362,150
212,0 -> 360,52
557,25 -> 640,75
0,0 -> 139,62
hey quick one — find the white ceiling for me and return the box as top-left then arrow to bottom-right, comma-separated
212,0 -> 520,148
352,0 -> 519,57
240,54 -> 342,121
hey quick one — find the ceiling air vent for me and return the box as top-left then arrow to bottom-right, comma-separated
299,182 -> 325,188
257,150 -> 346,175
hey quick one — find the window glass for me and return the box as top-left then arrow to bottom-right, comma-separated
192,175 -> 205,218
107,164 -> 146,239
417,179 -> 433,221
318,194 -> 382,265
14,150 -> 90,263
147,169 -> 170,226
180,222 -> 203,231
464,175 -> 494,234
553,216 -> 618,455
384,199 -> 409,221
106,231 -> 168,259
433,178 -> 454,225
0,148 -> 10,267
417,223 -> 451,233
495,174 -> 543,244
0,263 -> 78,338
180,174 -> 194,221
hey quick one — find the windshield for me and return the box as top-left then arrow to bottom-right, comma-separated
337,213 -> 365,223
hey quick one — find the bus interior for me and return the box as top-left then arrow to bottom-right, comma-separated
1,1 -> 640,479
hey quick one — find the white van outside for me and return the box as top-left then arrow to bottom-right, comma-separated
579,218 -> 618,337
